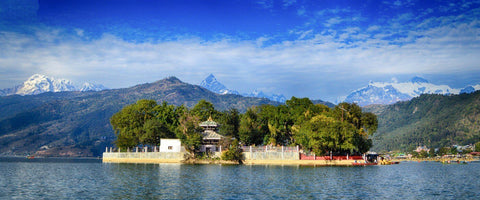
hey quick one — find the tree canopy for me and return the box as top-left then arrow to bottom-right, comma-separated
111,97 -> 377,155
110,100 -> 182,149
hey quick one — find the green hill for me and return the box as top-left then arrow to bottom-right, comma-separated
366,91 -> 480,152
0,77 -> 282,157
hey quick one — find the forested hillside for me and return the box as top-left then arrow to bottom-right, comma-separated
0,77 -> 281,157
368,91 -> 480,152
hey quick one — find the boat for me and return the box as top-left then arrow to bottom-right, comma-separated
352,160 -> 377,166
26,155 -> 35,159
441,160 -> 468,164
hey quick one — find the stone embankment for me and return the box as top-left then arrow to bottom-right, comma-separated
102,146 -> 368,166
102,152 -> 184,164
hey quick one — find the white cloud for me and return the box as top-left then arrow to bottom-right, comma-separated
325,17 -> 342,27
1,10 -> 480,101
297,6 -> 306,16
256,0 -> 274,9
367,25 -> 381,32
283,0 -> 296,7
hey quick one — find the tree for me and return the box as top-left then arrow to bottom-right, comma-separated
110,99 -> 158,149
260,104 -> 293,146
176,112 -> 203,158
219,108 -> 240,138
191,99 -> 218,121
361,112 -> 378,135
419,150 -> 429,158
429,147 -> 436,157
475,141 -> 480,152
438,147 -> 449,156
140,119 -> 174,146
221,139 -> 244,163
239,107 -> 266,146
292,102 -> 376,155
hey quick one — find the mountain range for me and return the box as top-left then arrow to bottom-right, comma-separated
1,74 -> 477,156
344,76 -> 480,106
0,76 -> 280,157
0,74 -> 107,96
199,74 -> 287,103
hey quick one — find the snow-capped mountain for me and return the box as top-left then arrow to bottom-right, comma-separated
80,82 -> 108,92
344,76 -> 479,106
460,85 -> 479,94
243,89 -> 287,103
199,74 -> 287,103
0,74 -> 107,96
199,74 -> 239,95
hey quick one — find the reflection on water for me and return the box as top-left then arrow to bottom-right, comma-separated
1,158 -> 479,199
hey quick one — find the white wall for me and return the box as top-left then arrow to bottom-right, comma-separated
160,139 -> 182,152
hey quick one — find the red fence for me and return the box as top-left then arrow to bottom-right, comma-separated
300,153 -> 363,160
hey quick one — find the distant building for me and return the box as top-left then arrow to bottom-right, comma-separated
160,138 -> 182,152
455,144 -> 474,152
199,117 -> 224,153
415,145 -> 429,153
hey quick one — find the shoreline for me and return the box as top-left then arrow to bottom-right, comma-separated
391,157 -> 479,162
102,157 -> 369,166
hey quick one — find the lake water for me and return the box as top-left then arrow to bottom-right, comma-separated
1,158 -> 479,199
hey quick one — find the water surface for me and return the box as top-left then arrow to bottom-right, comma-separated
1,158 -> 479,199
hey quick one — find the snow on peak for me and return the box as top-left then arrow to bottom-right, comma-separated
344,76 -> 471,106
17,74 -> 76,95
0,74 -> 107,96
200,74 -> 227,92
80,82 -> 108,92
199,74 -> 286,102
199,74 -> 239,95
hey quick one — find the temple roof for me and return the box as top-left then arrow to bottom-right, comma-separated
199,116 -> 218,127
202,130 -> 223,140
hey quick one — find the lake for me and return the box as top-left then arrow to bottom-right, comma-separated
1,158 -> 479,199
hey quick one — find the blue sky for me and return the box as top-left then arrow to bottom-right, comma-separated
1,0 -> 479,102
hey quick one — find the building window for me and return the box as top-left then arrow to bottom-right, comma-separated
168,146 -> 173,150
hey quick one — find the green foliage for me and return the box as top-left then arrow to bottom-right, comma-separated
110,99 -> 181,149
0,76 -> 288,156
238,107 -> 265,146
438,147 -> 449,156
429,148 -> 435,157
412,150 -> 429,158
219,108 -> 240,138
476,142 -> 480,152
221,139 -> 244,163
369,91 -> 480,152
238,97 -> 377,155
175,112 -> 203,157
191,99 -> 219,121
449,146 -> 458,154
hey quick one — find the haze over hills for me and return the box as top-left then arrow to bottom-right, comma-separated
344,76 -> 480,106
0,74 -> 107,96
0,76 -> 281,157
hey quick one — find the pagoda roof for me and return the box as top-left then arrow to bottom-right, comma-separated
202,130 -> 223,140
199,116 -> 218,127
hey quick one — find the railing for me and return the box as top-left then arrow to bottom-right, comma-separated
241,145 -> 299,153
299,153 -> 363,160
105,146 -> 165,153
